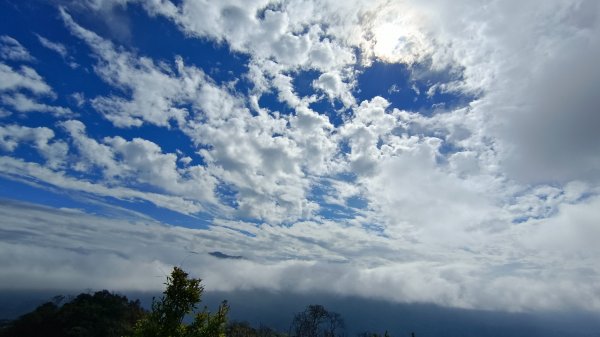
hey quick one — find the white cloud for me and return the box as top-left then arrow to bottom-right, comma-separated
339,97 -> 402,176
1,93 -> 73,116
448,151 -> 479,176
520,193 -> 600,255
0,35 -> 34,62
320,178 -> 362,207
61,8 -> 194,127
0,62 -> 72,117
59,8 -> 343,223
35,34 -> 68,58
388,0 -> 600,184
313,71 -> 355,108
0,63 -> 53,95
0,124 -> 68,168
0,0 -> 598,313
70,92 -> 85,107
143,1 -> 324,68
362,143 -> 507,248
62,119 -> 219,206
1,198 -> 600,312
138,0 -> 361,115
0,156 -> 206,215
179,156 -> 192,165
61,119 -> 121,176
188,106 -> 321,222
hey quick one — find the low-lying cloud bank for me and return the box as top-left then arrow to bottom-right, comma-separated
1,198 -> 599,313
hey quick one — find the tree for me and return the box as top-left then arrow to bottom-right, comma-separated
256,324 -> 287,337
0,291 -> 145,337
227,321 -> 257,337
131,266 -> 229,337
227,321 -> 286,337
290,305 -> 344,337
61,290 -> 146,337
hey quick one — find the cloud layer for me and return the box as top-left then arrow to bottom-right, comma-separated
0,0 -> 599,312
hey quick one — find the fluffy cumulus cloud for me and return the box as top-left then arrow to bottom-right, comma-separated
63,119 -> 219,205
0,0 -> 599,313
0,124 -> 68,168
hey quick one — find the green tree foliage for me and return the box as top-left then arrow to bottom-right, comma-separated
131,266 -> 229,337
0,290 -> 145,337
227,321 -> 258,337
290,305 -> 344,337
227,321 -> 287,337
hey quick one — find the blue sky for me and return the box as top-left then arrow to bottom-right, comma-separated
1,0 -> 600,313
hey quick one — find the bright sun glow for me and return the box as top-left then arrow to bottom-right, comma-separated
370,10 -> 429,64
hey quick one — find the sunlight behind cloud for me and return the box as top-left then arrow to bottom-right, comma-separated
371,22 -> 422,64
368,6 -> 430,64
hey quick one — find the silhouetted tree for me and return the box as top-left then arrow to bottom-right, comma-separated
290,305 -> 344,337
256,324 -> 286,337
0,291 -> 145,337
227,321 -> 286,337
131,266 -> 229,337
227,321 -> 257,337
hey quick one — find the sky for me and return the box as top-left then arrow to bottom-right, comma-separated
0,0 -> 599,315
